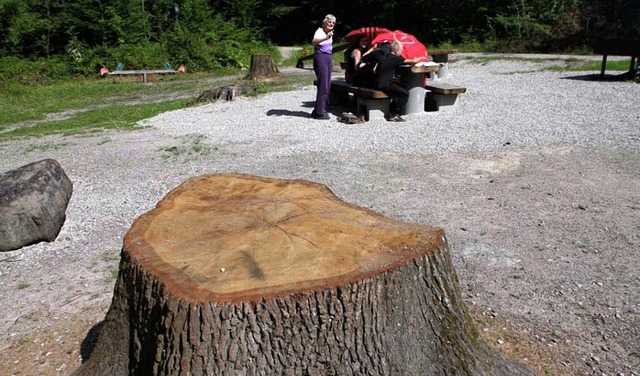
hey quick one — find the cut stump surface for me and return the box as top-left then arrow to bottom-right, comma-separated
127,173 -> 440,302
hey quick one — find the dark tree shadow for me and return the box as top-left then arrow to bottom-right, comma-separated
561,71 -> 637,82
79,320 -> 105,363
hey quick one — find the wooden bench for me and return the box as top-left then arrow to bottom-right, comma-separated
592,39 -> 640,80
327,80 -> 391,120
425,81 -> 467,112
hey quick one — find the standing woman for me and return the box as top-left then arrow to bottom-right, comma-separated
311,14 -> 336,120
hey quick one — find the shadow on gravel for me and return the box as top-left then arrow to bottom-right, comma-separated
562,72 -> 638,82
79,320 -> 105,363
267,109 -> 312,118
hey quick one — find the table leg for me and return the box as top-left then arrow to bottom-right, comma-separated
399,69 -> 427,114
432,54 -> 450,79
405,87 -> 427,114
628,56 -> 637,78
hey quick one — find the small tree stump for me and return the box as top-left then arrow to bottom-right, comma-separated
248,53 -> 279,79
0,159 -> 72,252
75,174 -> 533,375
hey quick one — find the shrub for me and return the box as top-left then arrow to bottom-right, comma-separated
0,56 -> 72,85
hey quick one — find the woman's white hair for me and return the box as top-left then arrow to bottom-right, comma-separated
323,14 -> 336,25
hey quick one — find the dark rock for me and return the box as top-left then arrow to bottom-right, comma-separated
0,159 -> 73,252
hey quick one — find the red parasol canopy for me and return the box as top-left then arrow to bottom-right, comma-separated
344,26 -> 392,46
370,30 -> 429,61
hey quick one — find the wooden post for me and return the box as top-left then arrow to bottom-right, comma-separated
248,53 -> 279,79
74,174 -> 533,376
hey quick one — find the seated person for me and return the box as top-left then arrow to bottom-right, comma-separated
354,42 -> 392,88
371,41 -> 421,122
344,37 -> 369,84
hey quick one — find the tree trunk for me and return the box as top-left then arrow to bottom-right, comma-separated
248,53 -> 279,79
74,173 -> 533,376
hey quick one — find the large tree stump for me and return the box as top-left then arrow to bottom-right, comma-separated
248,53 -> 279,79
0,159 -> 72,252
75,174 -> 533,375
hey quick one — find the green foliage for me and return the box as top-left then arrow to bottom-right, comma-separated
486,0 -> 586,52
0,55 -> 72,85
0,0 -> 283,83
107,43 -> 169,71
281,46 -> 311,66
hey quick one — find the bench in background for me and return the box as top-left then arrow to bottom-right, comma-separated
100,63 -> 185,83
429,49 -> 458,79
425,81 -> 467,112
592,39 -> 640,79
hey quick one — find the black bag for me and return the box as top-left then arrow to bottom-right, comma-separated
338,112 -> 365,124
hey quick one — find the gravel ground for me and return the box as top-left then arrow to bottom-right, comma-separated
0,55 -> 639,375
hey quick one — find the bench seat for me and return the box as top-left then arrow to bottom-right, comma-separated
329,80 -> 388,99
425,82 -> 467,112
323,79 -> 467,117
327,80 -> 390,120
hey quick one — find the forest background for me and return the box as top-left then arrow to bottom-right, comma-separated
0,0 -> 639,85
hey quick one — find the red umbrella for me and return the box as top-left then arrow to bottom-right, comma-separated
344,26 -> 392,46
370,30 -> 429,61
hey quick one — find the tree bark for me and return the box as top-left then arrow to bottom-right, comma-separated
197,83 -> 254,102
248,53 -> 279,79
75,173 -> 533,376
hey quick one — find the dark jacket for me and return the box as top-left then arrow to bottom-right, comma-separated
372,53 -> 405,89
357,43 -> 392,88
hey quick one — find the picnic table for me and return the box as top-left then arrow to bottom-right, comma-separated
592,39 -> 640,79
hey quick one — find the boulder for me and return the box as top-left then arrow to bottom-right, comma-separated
0,159 -> 73,252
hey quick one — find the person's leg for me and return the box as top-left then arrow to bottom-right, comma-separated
314,54 -> 332,116
392,85 -> 409,115
381,84 -> 409,115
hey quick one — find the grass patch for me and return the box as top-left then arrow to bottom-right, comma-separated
545,59 -> 631,72
0,99 -> 188,141
25,142 -> 72,152
464,54 -> 633,73
0,70 -> 241,127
